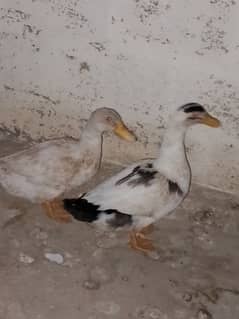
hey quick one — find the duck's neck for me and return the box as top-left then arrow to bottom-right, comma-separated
154,125 -> 191,192
80,123 -> 102,143
74,124 -> 103,162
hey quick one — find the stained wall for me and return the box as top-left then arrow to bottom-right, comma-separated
0,0 -> 238,193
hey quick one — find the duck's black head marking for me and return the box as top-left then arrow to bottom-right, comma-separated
179,103 -> 205,114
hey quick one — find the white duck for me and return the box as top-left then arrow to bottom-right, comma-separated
0,107 -> 136,222
62,103 -> 220,252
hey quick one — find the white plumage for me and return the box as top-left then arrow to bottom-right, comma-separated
63,103 -> 221,253
87,160 -> 184,229
0,107 -> 136,222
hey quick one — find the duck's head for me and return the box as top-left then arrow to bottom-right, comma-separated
89,107 -> 137,142
175,103 -> 221,128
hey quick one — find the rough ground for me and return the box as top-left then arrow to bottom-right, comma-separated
0,136 -> 239,319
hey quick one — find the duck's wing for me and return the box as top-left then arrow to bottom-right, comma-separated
0,139 -> 78,198
0,140 -> 70,177
63,159 -> 167,216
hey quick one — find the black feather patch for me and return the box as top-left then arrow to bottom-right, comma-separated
115,166 -> 140,185
63,196 -> 132,228
179,103 -> 205,113
168,180 -> 183,196
115,164 -> 157,188
106,210 -> 132,227
128,168 -> 157,187
63,196 -> 100,222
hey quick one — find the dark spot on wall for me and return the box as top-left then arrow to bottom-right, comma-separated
89,42 -> 105,52
80,62 -> 90,72
23,24 -> 41,38
35,109 -> 45,119
136,122 -> 144,129
23,24 -> 33,36
3,85 -> 15,91
116,54 -> 127,61
66,54 -> 76,60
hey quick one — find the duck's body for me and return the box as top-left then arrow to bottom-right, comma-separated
0,107 -> 136,221
0,137 -> 102,203
64,133 -> 190,231
63,103 -> 220,252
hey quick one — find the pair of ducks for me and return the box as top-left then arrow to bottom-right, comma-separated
0,104 -> 220,253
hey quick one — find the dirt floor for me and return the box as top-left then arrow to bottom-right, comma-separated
0,136 -> 239,319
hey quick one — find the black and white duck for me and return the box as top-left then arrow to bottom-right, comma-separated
62,103 -> 220,252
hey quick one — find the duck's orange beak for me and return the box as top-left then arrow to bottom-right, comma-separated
114,121 -> 137,142
199,113 -> 221,127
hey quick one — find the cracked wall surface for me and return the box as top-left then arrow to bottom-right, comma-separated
0,0 -> 238,194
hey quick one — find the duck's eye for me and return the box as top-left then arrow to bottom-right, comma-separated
188,116 -> 201,120
187,111 -> 205,121
106,116 -> 114,124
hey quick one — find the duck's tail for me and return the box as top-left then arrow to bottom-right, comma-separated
63,195 -> 100,223
63,195 -> 133,228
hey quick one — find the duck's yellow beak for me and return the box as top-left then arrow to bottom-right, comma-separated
200,113 -> 221,128
114,121 -> 137,142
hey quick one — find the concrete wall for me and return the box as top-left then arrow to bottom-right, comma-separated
0,0 -> 238,194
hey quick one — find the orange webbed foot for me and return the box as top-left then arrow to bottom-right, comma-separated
41,199 -> 71,223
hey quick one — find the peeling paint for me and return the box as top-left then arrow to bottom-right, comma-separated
209,0 -> 236,8
200,18 -> 228,53
0,8 -> 30,23
134,0 -> 166,24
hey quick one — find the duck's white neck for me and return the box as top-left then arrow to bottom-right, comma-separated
154,124 -> 191,193
80,122 -> 102,142
73,123 -> 103,162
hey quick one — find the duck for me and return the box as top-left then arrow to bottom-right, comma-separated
62,103 -> 220,253
0,107 -> 136,222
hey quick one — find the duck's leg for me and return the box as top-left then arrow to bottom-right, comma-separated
41,199 -> 71,223
128,224 -> 155,253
